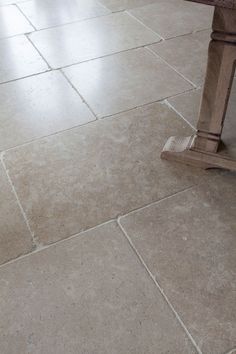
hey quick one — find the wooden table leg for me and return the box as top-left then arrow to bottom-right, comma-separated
161,7 -> 236,171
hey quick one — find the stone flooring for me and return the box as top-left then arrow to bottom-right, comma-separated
0,0 -> 235,353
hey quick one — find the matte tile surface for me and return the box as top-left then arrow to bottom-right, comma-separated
0,5 -> 33,38
63,48 -> 193,117
167,81 -> 236,157
129,0 -> 213,39
18,0 -> 110,30
3,102 -> 209,245
149,30 -> 210,86
0,164 -> 33,265
29,12 -> 161,68
0,36 -> 48,84
0,222 -> 197,354
120,173 -> 236,354
0,71 -> 95,151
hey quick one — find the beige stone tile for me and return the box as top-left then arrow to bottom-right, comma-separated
18,0 -> 110,30
0,221 -> 197,354
0,164 -> 33,265
129,0 -> 213,39
0,71 -> 95,151
3,102 -> 211,245
29,12 -> 161,69
167,81 -> 236,157
0,5 -> 33,39
98,0 -> 158,11
63,48 -> 193,117
0,36 -> 48,84
149,30 -> 210,86
120,173 -> 236,354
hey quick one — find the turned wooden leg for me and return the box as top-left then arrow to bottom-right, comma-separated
161,7 -> 236,171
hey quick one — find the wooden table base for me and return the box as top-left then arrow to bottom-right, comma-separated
161,6 -> 236,171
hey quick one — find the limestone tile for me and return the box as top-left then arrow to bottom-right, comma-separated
98,0 -> 159,11
167,81 -> 236,157
0,5 -> 33,39
149,30 -> 210,86
63,48 -> 193,117
0,35 -> 48,84
129,0 -> 213,39
0,164 -> 33,265
0,71 -> 95,151
18,0 -> 110,30
0,221 -> 197,354
120,173 -> 236,354
29,12 -> 161,68
3,102 -> 210,245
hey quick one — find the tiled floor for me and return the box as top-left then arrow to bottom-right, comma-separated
0,0 -> 235,353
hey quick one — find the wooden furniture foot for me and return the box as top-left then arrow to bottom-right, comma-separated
161,136 -> 236,170
161,4 -> 236,171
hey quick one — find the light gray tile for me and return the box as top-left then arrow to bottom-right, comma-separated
63,48 -> 193,117
0,71 -> 95,151
29,12 -> 161,68
98,0 -> 159,11
0,164 -> 33,265
149,30 -> 210,86
3,102 -> 210,245
167,81 -> 236,158
0,0 -> 25,6
120,173 -> 236,354
0,221 -> 197,354
0,35 -> 48,84
0,5 -> 33,39
18,0 -> 110,30
129,0 -> 213,39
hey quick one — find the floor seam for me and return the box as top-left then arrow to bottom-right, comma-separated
146,46 -> 197,88
0,152 -> 40,249
164,98 -> 197,131
117,218 -> 203,354
26,34 -> 52,69
15,3 -> 37,31
60,69 -> 98,119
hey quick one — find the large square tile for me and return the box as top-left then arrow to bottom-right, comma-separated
0,71 -> 95,151
0,35 -> 48,83
29,12 -> 161,68
18,0 -> 110,30
3,102 -> 210,245
0,222 -> 197,354
129,0 -> 213,39
167,81 -> 236,157
98,0 -> 159,11
0,164 -> 33,265
149,30 -> 210,86
0,5 -> 33,39
63,48 -> 193,117
120,173 -> 236,354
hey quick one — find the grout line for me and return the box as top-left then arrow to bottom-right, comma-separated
15,3 -> 37,31
26,34 -> 52,69
164,99 -> 197,131
146,46 -> 197,88
60,69 -> 98,119
0,219 -> 116,270
0,186 -> 195,269
17,10 -> 114,34
0,152 -> 40,249
117,218 -> 203,354
118,185 -> 195,219
0,86 -> 195,154
0,68 -> 51,86
125,10 -> 165,41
